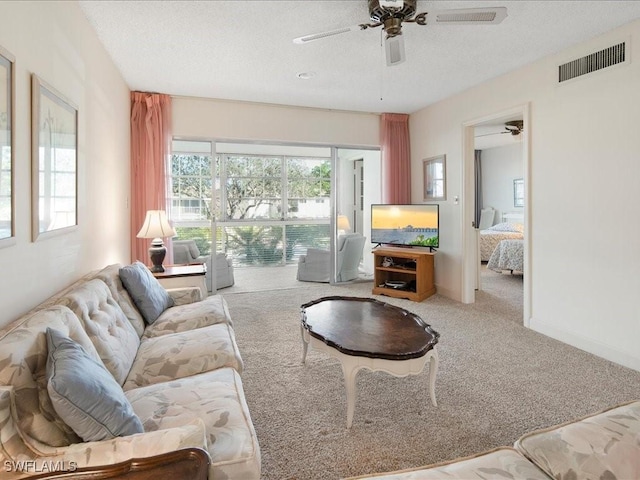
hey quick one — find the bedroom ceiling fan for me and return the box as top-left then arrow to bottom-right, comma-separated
476,120 -> 524,138
293,0 -> 508,66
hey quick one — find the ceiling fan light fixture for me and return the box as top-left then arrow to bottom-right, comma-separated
505,120 -> 524,135
385,33 -> 405,66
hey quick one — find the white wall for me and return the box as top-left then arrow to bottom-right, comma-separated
481,144 -> 524,222
173,96 -> 379,147
410,20 -> 640,371
0,2 -> 130,328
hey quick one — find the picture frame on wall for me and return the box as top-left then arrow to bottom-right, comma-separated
0,46 -> 15,246
31,74 -> 78,241
423,155 -> 446,201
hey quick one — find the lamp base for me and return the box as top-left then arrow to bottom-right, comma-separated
148,238 -> 167,273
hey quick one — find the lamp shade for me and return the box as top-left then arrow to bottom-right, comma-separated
337,215 -> 351,232
136,210 -> 176,239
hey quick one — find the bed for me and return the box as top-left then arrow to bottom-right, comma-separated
479,219 -> 524,261
487,238 -> 524,273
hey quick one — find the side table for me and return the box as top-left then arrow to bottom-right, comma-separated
152,264 -> 208,298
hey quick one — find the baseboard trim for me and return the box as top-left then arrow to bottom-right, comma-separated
433,284 -> 460,302
529,317 -> 640,372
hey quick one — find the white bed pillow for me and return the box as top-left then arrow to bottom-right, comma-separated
487,222 -> 523,233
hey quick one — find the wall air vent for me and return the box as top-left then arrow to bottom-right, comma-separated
558,42 -> 626,83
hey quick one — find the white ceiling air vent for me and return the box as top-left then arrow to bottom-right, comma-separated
558,42 -> 626,83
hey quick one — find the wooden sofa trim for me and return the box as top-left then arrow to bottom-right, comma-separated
27,448 -> 210,480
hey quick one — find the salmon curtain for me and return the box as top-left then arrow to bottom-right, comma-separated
130,92 -> 172,264
380,113 -> 411,204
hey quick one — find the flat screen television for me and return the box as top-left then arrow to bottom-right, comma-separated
371,204 -> 439,249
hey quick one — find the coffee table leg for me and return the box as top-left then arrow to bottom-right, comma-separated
300,325 -> 309,364
341,361 -> 360,429
428,348 -> 439,407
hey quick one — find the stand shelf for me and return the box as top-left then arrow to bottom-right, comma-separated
372,247 -> 436,302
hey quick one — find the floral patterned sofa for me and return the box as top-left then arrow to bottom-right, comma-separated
0,263 -> 260,479
348,400 -> 640,480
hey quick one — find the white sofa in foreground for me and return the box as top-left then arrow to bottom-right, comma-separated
348,400 -> 640,480
0,263 -> 259,479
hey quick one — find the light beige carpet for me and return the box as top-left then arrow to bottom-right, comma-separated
222,271 -> 640,480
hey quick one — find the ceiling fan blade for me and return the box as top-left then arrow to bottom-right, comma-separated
475,131 -> 510,138
418,7 -> 508,26
293,25 -> 365,44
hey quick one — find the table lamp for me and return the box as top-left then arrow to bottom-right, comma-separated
337,215 -> 351,235
136,210 -> 176,273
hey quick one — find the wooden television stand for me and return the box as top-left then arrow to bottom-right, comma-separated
372,246 -> 436,302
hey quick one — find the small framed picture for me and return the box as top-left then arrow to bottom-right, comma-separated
423,155 -> 446,201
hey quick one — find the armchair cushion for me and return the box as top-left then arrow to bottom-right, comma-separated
296,248 -> 330,283
336,233 -> 366,282
296,234 -> 366,283
173,240 -> 210,265
119,261 -> 174,325
46,328 -> 144,442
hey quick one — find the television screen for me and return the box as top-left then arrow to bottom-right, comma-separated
371,204 -> 439,248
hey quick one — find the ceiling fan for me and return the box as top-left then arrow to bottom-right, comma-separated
293,0 -> 508,66
476,120 -> 524,138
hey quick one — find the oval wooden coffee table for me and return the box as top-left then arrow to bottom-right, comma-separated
300,296 -> 440,429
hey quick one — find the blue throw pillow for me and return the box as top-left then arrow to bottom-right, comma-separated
119,261 -> 174,324
46,328 -> 144,442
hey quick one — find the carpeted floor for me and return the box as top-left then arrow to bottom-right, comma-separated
222,269 -> 640,480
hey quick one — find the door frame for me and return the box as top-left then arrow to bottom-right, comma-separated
461,103 -> 532,326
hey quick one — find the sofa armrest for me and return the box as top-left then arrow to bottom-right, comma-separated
166,287 -> 202,305
26,448 -> 210,480
0,386 -> 207,478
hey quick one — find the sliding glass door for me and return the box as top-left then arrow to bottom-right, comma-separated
169,140 -> 333,288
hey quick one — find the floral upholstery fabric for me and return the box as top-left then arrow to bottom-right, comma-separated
143,294 -> 233,338
168,286 -> 203,306
123,323 -> 243,390
126,367 -> 261,480
91,264 -> 146,338
516,400 -> 640,480
1,265 -> 261,479
346,447 -> 549,479
0,306 -> 102,447
55,279 -> 140,386
0,385 -> 207,479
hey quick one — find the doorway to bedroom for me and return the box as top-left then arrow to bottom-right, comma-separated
463,105 -> 530,325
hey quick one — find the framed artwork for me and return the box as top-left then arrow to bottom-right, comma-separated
31,74 -> 78,241
513,178 -> 524,207
0,46 -> 14,246
423,155 -> 446,201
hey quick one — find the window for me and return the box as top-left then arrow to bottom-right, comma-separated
169,141 -> 215,256
169,141 -> 332,267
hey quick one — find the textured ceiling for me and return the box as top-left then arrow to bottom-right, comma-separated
79,1 -> 640,114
